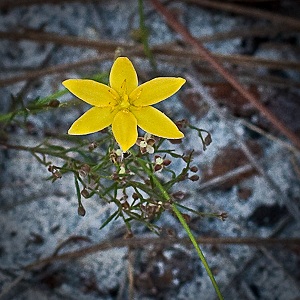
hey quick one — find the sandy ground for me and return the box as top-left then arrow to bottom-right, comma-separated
0,1 -> 300,299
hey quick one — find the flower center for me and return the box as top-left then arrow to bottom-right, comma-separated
140,141 -> 147,147
120,94 -> 130,109
155,157 -> 164,165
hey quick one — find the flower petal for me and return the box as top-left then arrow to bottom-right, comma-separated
112,110 -> 138,152
132,106 -> 184,139
68,107 -> 116,135
63,79 -> 119,107
130,77 -> 185,106
109,57 -> 138,96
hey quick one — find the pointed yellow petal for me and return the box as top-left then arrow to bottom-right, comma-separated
63,79 -> 119,107
130,77 -> 186,106
112,110 -> 138,152
109,57 -> 138,96
68,107 -> 116,135
132,106 -> 184,139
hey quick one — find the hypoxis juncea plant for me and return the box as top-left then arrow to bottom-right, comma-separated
56,57 -> 224,299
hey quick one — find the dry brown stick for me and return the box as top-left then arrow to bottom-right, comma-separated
1,29 -> 300,74
3,29 -> 300,71
153,47 -> 300,71
0,272 -> 26,299
260,247 -> 300,293
187,74 -> 300,221
181,0 -> 300,30
2,26 -> 291,60
220,216 -> 291,298
1,55 -> 299,88
217,53 -> 300,71
0,24 -> 293,47
151,0 -> 300,150
23,236 -> 300,271
234,73 -> 300,89
0,0 -> 84,8
0,55 -> 112,87
2,235 -> 297,299
198,164 -> 254,191
127,248 -> 135,300
1,46 -> 299,87
155,54 -> 300,88
3,30 -> 300,72
197,26 -> 287,42
0,30 -> 131,51
239,119 -> 300,154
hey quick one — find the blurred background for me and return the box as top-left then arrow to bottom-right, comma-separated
0,0 -> 300,299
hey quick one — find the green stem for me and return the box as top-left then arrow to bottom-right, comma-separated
135,156 -> 224,299
172,203 -> 224,300
138,0 -> 157,71
175,202 -> 224,220
135,157 -> 169,201
36,89 -> 68,105
0,89 -> 69,123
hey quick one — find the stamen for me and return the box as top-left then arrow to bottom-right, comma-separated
121,79 -> 127,95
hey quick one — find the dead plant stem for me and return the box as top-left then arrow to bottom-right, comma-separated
151,0 -> 300,150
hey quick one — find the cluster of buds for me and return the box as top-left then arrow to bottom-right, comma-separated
111,164 -> 134,181
140,201 -> 163,219
189,174 -> 200,181
47,99 -> 60,108
189,165 -> 199,181
78,164 -> 91,177
120,193 -> 130,210
110,148 -> 124,164
153,155 -> 171,172
48,165 -> 62,179
80,188 -> 90,199
136,133 -> 156,154
77,204 -> 86,216
88,142 -> 98,152
218,212 -> 228,221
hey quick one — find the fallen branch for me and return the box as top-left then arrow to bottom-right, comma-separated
151,0 -> 300,150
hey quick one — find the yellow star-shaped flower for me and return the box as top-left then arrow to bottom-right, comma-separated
63,57 -> 185,152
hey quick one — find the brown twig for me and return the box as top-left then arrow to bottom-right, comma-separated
151,0 -> 300,150
0,0 -> 83,9
52,235 -> 92,256
0,272 -> 26,299
0,30 -> 131,51
239,119 -> 300,155
23,236 -> 300,271
2,29 -> 300,71
1,24 -> 295,48
154,47 -> 300,71
1,56 -> 299,89
1,30 -> 300,87
180,0 -> 300,30
186,74 -> 300,221
0,55 -> 111,87
198,164 -> 254,191
127,248 -> 135,300
2,28 -> 300,69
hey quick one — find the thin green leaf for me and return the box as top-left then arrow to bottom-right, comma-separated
99,210 -> 119,230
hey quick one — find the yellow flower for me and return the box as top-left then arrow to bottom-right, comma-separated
63,57 -> 185,152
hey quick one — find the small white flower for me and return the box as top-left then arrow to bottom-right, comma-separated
119,166 -> 126,175
136,133 -> 156,154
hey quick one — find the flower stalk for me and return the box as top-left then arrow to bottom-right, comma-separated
2,55 -> 224,299
135,155 -> 224,300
